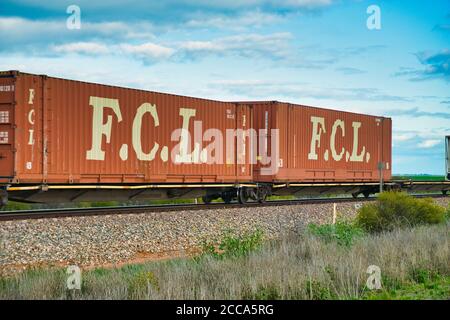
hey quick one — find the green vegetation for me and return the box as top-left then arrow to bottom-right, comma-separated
356,192 -> 446,233
199,229 -> 264,259
127,271 -> 160,299
1,201 -> 33,211
1,220 -> 448,300
1,198 -> 197,211
77,201 -> 120,208
147,198 -> 197,205
393,175 -> 445,182
1,193 -> 448,300
364,273 -> 450,300
308,221 -> 365,247
267,195 -> 296,201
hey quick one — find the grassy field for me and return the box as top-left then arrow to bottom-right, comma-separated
393,175 -> 446,181
1,192 -> 448,300
0,221 -> 448,300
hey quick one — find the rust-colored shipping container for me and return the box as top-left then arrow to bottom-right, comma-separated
247,101 -> 392,183
0,71 -> 252,200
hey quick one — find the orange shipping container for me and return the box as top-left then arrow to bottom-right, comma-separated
0,71 -> 253,185
248,101 -> 392,183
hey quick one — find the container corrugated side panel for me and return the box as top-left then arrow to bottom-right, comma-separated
286,104 -> 387,182
249,102 -> 274,181
383,118 -> 392,180
12,74 -> 44,182
253,102 -> 391,182
31,76 -> 251,184
0,74 -> 17,180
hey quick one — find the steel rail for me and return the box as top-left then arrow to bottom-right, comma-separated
0,193 -> 447,222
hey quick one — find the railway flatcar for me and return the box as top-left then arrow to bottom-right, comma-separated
0,71 -> 393,205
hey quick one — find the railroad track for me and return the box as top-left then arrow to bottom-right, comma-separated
0,193 -> 447,222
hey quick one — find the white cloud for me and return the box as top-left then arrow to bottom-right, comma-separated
179,32 -> 293,59
185,11 -> 283,30
393,133 -> 415,142
120,43 -> 175,60
43,32 -> 293,62
0,17 -> 157,50
210,79 -> 412,105
52,42 -> 110,55
10,0 -> 334,11
211,79 -> 272,86
417,139 -> 441,149
272,0 -> 333,8
0,17 -> 61,39
0,0 -> 334,50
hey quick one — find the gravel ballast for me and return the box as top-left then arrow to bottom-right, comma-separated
1,198 -> 449,275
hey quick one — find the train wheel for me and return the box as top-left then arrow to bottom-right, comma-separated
202,195 -> 212,204
352,193 -> 359,199
258,195 -> 267,203
443,190 -> 448,196
238,188 -> 249,204
222,194 -> 233,204
363,192 -> 371,199
257,188 -> 268,203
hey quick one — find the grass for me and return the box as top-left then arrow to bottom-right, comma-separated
0,199 -> 197,211
199,229 -> 264,260
308,221 -> 365,247
393,175 -> 445,182
0,221 -> 448,300
365,274 -> 450,300
0,201 -> 34,211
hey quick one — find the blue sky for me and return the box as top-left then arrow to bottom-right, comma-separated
0,0 -> 449,174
